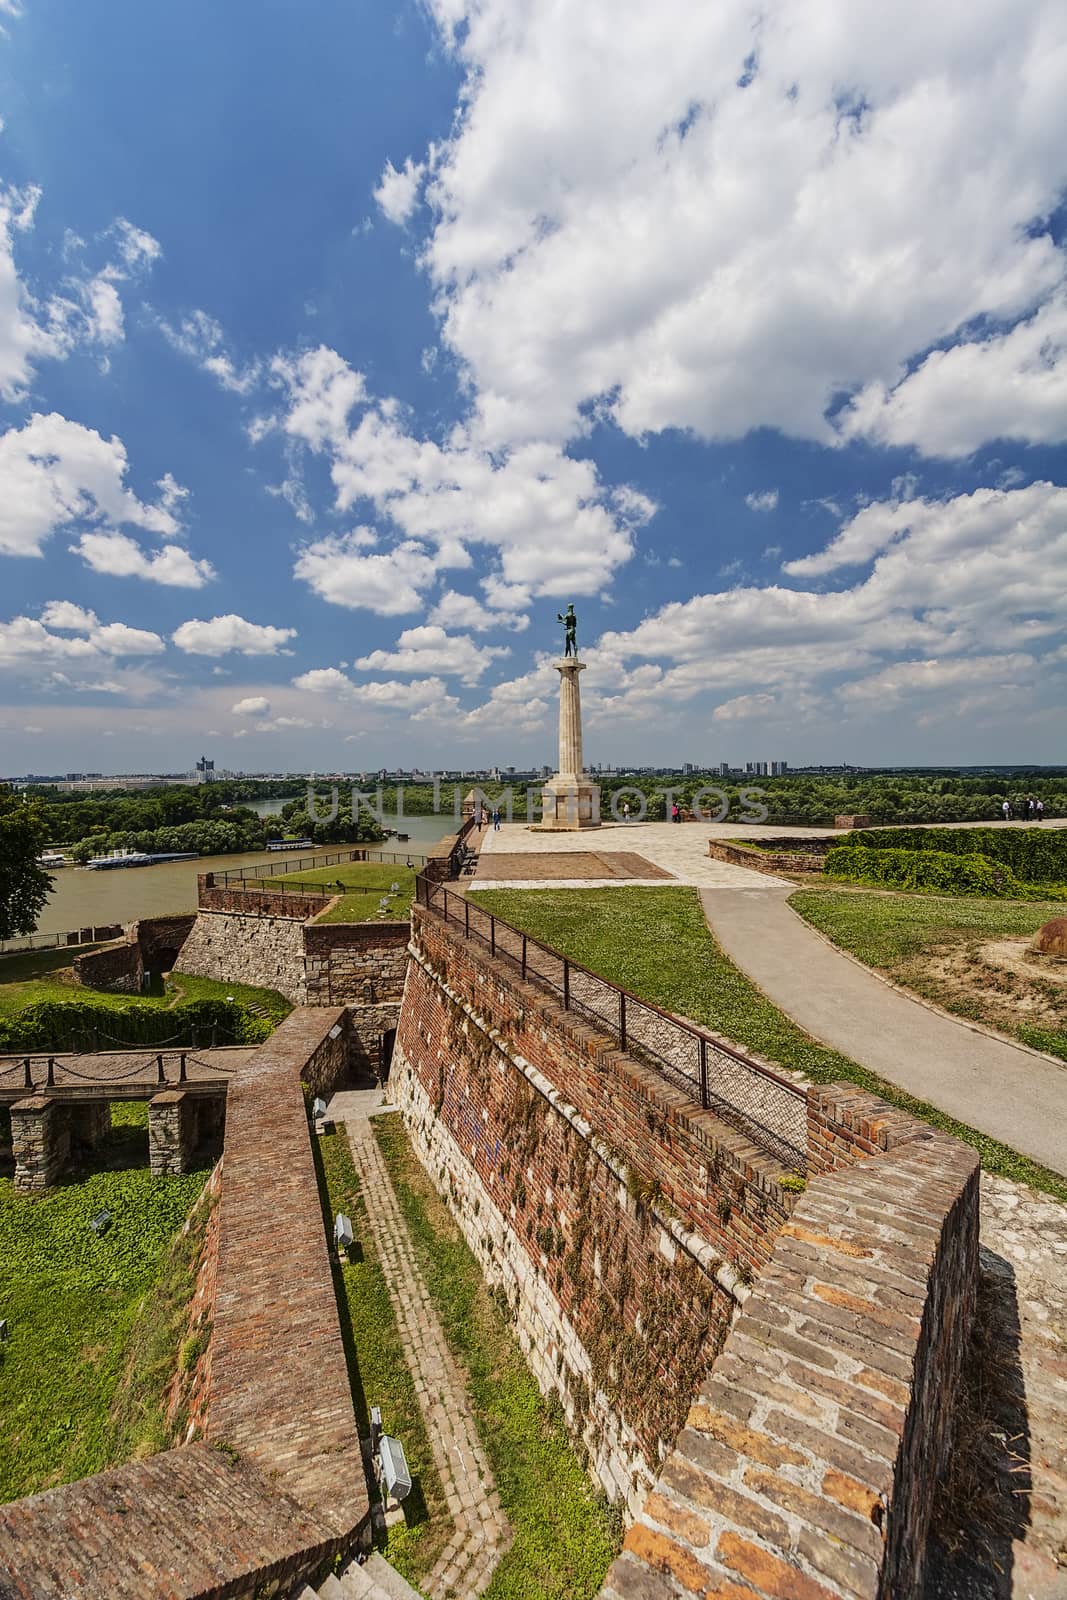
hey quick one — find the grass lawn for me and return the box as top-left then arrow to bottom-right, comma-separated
373,1113 -> 623,1600
311,1128 -> 451,1590
469,886 -> 1067,1203
0,1103 -> 210,1502
0,944 -> 291,1026
274,861 -> 417,923
790,886 -> 1067,1064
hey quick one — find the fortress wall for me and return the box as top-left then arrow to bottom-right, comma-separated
399,905 -> 980,1600
175,908 -> 309,1002
0,1007 -> 370,1600
394,905 -> 799,1513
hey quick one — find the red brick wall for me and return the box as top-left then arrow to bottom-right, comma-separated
395,907 -> 802,1504
198,883 -> 329,918
707,838 -> 830,874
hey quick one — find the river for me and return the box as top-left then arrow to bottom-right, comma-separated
34,812 -> 454,935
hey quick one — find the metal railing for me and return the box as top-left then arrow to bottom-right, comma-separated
415,873 -> 807,1172
0,926 -> 123,958
205,845 -> 428,889
0,1048 -> 236,1095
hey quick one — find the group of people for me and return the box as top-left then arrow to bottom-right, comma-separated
1000,796 -> 1045,821
474,806 -> 502,831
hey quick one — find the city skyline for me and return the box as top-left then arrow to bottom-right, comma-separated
1,1 -> 1065,772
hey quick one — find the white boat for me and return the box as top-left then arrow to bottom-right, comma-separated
84,848 -> 200,870
38,851 -> 71,868
265,837 -> 314,851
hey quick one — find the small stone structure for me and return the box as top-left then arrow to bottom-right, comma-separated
148,1090 -> 225,1176
707,836 -> 835,874
534,656 -> 602,829
835,813 -> 873,829
72,914 -> 197,995
9,1096 -> 71,1191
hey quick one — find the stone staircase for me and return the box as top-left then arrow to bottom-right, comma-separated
296,1552 -> 425,1600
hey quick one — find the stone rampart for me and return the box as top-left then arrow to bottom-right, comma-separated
0,1007 -> 370,1599
395,905 -> 800,1511
72,939 -> 143,993
304,920 -> 410,1005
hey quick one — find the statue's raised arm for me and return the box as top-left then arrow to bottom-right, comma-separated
556,603 -> 578,658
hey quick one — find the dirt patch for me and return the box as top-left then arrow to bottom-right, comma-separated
894,938 -> 1067,1038
473,851 -> 674,881
981,939 -> 1067,987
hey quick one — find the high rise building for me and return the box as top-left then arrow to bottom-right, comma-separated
194,755 -> 216,783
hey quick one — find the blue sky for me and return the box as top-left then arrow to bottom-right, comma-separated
1,0 -> 1065,774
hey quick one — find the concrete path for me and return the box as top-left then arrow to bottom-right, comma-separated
699,885 -> 1067,1177
328,1092 -> 512,1598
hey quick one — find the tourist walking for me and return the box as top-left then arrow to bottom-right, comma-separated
671,802 -> 681,824
1001,799 -> 1012,821
492,808 -> 501,831
622,800 -> 631,823
1036,798 -> 1045,821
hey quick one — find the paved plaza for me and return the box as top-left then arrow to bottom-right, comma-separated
474,818 -> 800,888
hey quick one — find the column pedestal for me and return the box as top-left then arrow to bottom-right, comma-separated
532,658 -> 601,831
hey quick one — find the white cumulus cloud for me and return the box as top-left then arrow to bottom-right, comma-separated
172,615 -> 298,656
374,157 -> 426,225
354,625 -> 510,685
73,532 -> 215,588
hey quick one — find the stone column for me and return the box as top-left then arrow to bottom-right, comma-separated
11,1096 -> 70,1192
557,659 -> 585,778
149,1090 -> 198,1176
534,657 -> 601,830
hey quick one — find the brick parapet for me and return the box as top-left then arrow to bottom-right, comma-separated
198,883 -> 328,918
601,1096 -> 980,1600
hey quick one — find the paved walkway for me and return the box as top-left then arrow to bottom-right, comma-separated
475,820 -> 795,889
329,1091 -> 511,1598
699,884 -> 1067,1177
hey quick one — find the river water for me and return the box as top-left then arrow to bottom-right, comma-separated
35,811 -> 453,935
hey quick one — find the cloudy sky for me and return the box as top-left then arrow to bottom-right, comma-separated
1,0 -> 1066,774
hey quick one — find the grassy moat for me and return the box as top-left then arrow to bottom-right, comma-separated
0,1103 -> 210,1502
315,1119 -> 623,1599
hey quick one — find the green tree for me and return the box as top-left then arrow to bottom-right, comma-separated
0,787 -> 53,940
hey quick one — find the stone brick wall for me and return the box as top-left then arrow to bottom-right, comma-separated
176,908 -> 309,1001
602,1092 -> 980,1600
707,838 -> 832,874
395,906 -> 801,1512
304,919 -> 410,1004
10,1095 -> 70,1190
166,1159 -> 222,1444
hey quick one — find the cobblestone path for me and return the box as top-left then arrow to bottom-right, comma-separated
926,1173 -> 1067,1599
342,1115 -> 512,1599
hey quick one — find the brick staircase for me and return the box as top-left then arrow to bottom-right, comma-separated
296,1554 -> 424,1599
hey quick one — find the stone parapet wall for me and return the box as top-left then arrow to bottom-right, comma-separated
707,838 -> 833,874
602,1092 -> 980,1600
406,906 -> 797,1277
0,1007 -> 371,1599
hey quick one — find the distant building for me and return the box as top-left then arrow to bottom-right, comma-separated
194,756 -> 216,783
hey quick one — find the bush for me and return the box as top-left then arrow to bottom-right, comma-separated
826,845 -> 1067,900
0,997 -> 271,1054
848,827 -> 1067,887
